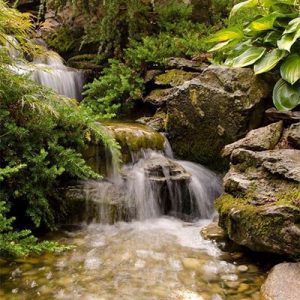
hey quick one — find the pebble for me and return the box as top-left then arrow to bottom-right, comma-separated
221,274 -> 238,281
238,283 -> 249,292
237,265 -> 249,273
182,258 -> 202,270
224,281 -> 240,289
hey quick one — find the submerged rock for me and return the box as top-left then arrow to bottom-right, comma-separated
261,263 -> 300,300
200,222 -> 227,243
165,65 -> 269,170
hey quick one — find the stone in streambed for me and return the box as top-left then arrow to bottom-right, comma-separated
260,263 -> 300,300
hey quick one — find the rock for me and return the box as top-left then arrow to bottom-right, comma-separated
216,193 -> 300,257
182,258 -> 202,270
144,69 -> 163,83
222,122 -> 283,157
154,69 -> 199,87
261,263 -> 300,300
141,155 -> 191,183
105,122 -> 166,162
166,65 -> 269,170
237,265 -> 248,273
144,88 -> 176,107
265,108 -> 300,124
200,222 -> 227,242
257,149 -> 300,182
136,111 -> 167,132
287,122 -> 300,149
166,57 -> 207,72
215,121 -> 300,257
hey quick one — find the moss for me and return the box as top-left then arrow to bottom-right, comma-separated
155,69 -> 196,86
215,193 -> 287,243
275,188 -> 300,208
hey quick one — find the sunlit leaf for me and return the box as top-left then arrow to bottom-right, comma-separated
230,0 -> 258,18
273,79 -> 300,111
280,53 -> 300,84
206,27 -> 244,43
277,28 -> 300,52
249,14 -> 280,31
254,49 -> 287,74
283,17 -> 300,34
208,39 -> 239,52
231,47 -> 266,68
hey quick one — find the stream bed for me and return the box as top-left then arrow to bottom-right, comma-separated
0,217 -> 268,300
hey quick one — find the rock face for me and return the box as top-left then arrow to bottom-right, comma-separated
216,121 -> 300,258
261,263 -> 300,300
144,64 -> 270,170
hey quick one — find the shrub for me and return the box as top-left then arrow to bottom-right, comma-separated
208,0 -> 300,111
83,59 -> 144,117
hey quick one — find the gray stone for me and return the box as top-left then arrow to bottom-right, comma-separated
265,108 -> 300,124
166,65 -> 269,170
144,88 -> 176,106
222,121 -> 283,157
261,263 -> 300,300
257,149 -> 300,182
200,222 -> 227,242
166,57 -> 207,72
287,122 -> 300,149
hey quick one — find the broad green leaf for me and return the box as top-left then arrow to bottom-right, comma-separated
277,28 -> 300,52
264,31 -> 282,45
254,49 -> 287,74
208,40 -> 235,52
207,28 -> 244,43
273,79 -> 300,111
231,47 -> 266,68
261,0 -> 295,6
283,17 -> 300,34
249,14 -> 279,31
280,53 -> 300,84
230,0 -> 258,18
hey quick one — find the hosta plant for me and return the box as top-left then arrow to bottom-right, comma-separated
208,0 -> 300,111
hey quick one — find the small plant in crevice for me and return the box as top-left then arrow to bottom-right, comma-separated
208,0 -> 300,111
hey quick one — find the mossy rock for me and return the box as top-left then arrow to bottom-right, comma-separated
215,189 -> 300,258
165,65 -> 269,171
104,122 -> 165,163
155,69 -> 198,87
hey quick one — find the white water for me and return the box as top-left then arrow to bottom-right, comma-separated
78,136 -> 223,223
0,217 -> 265,300
31,53 -> 84,100
6,37 -> 84,100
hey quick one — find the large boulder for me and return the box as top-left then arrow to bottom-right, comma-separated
261,263 -> 300,300
215,121 -> 300,258
164,65 -> 269,170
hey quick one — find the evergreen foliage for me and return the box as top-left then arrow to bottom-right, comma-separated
82,0 -> 212,116
0,0 -> 120,257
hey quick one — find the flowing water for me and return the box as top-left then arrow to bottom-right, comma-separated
6,37 -> 84,100
0,218 -> 267,300
0,141 -> 270,300
2,41 -> 271,299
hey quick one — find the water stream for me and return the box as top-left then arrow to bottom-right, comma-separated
1,46 -> 272,299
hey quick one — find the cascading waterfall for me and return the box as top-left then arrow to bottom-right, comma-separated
73,136 -> 223,224
31,52 -> 84,100
6,36 -> 84,100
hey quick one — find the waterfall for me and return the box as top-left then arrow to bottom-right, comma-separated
5,37 -> 84,100
66,134 -> 223,224
31,52 -> 84,100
